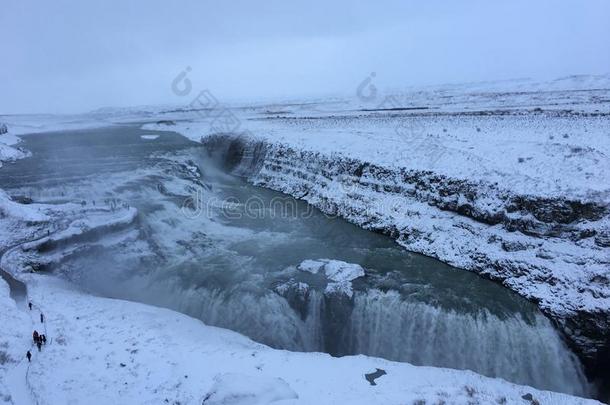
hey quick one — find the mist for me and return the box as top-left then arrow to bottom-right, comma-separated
1,0 -> 609,113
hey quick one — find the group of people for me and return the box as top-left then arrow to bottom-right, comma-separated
25,302 -> 47,363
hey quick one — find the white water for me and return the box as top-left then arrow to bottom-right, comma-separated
347,290 -> 588,395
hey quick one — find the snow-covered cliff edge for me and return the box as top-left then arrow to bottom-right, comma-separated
0,123 -> 30,168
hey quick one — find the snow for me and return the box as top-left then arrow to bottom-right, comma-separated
0,114 -> 115,137
0,190 -> 49,223
0,277 -> 30,405
204,373 -> 298,404
322,260 -> 365,283
297,259 -> 365,282
0,273 -> 601,404
140,134 -> 159,140
297,259 -> 365,298
0,124 -> 30,169
296,259 -> 325,274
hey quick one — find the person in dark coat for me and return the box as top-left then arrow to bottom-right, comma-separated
41,334 -> 47,344
32,330 -> 39,343
40,313 -> 44,323
28,302 -> 33,310
36,340 -> 42,352
26,351 -> 31,362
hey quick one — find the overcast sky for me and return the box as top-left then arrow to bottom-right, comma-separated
1,0 -> 609,114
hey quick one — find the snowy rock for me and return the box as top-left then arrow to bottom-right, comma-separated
297,259 -> 325,274
0,123 -> 7,134
594,230 -> 610,248
323,260 -> 365,283
275,280 -> 309,296
297,259 -> 365,282
297,259 -> 365,298
324,281 -> 354,298
0,189 -> 49,222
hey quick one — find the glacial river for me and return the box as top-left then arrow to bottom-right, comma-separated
0,124 -> 591,396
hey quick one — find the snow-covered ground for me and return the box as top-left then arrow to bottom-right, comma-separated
0,271 -> 602,405
0,125 -> 30,169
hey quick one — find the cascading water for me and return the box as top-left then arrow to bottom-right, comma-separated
346,290 -> 587,395
151,284 -> 589,396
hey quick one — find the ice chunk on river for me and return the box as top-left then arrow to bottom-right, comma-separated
322,260 -> 365,282
297,259 -> 365,282
297,259 -> 365,298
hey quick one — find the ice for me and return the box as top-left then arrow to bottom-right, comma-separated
297,259 -> 365,282
297,259 -> 365,298
322,260 -> 365,283
140,134 -> 159,140
296,259 -> 325,274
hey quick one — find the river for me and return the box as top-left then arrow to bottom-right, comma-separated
0,124 -> 591,396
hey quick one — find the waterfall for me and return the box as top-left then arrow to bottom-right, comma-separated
344,290 -> 590,397
150,282 -> 590,397
299,290 -> 325,352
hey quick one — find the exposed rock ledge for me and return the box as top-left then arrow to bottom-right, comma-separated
201,134 -> 610,374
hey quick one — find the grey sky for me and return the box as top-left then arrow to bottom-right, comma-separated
1,0 -> 609,114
